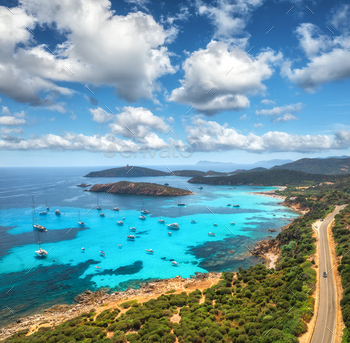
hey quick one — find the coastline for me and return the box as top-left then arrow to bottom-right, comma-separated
0,273 -> 220,341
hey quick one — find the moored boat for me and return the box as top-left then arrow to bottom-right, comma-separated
55,209 -> 61,215
167,223 -> 180,229
208,232 -> 215,236
117,220 -> 124,225
191,220 -> 197,223
127,235 -> 135,240
139,215 -> 146,220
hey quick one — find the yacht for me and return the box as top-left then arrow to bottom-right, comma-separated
190,220 -> 197,223
81,247 -> 85,251
32,197 -> 47,231
113,207 -> 120,211
177,202 -> 185,206
164,183 -> 169,186
146,249 -> 154,253
228,187 -> 232,189
117,220 -> 124,225
168,231 -> 172,235
39,211 -> 47,215
167,223 -> 180,229
171,261 -> 179,266
118,244 -> 122,247
78,210 -> 85,226
230,222 -> 235,225
139,215 -> 146,220
158,219 -> 165,223
227,204 -> 231,206
96,197 -> 102,210
46,201 -> 50,211
55,209 -> 61,215
232,204 -> 240,207
130,227 -> 137,231
127,235 -> 135,240
213,223 -> 218,226
35,247 -> 48,257
100,213 -> 105,217
141,209 -> 149,215
100,250 -> 105,256
208,232 -> 215,236
198,186 -> 203,190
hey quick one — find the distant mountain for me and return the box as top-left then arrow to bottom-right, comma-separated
85,166 -> 169,177
272,157 -> 350,175
196,159 -> 293,170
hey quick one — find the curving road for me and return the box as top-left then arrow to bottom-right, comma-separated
311,205 -> 346,343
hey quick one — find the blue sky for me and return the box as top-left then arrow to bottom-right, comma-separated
0,0 -> 350,167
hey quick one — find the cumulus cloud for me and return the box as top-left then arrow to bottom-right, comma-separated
0,106 -> 26,125
109,106 -> 170,146
274,113 -> 298,122
185,116 -> 350,153
89,107 -> 114,124
169,41 -> 282,115
261,99 -> 275,105
254,123 -> 263,128
239,114 -> 248,120
256,103 -> 303,116
196,0 -> 263,41
0,1 -> 176,106
282,20 -> 350,92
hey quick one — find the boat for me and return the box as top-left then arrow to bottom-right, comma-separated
171,261 -> 179,266
141,210 -> 149,215
100,213 -> 105,217
118,244 -> 122,247
190,220 -> 197,223
198,186 -> 203,190
100,250 -> 105,256
55,209 -> 61,215
39,211 -> 47,215
208,232 -> 215,236
146,249 -> 154,253
158,219 -> 165,223
96,197 -> 102,210
95,266 -> 101,269
273,213 -> 276,216
113,207 -> 120,211
177,202 -> 185,206
232,204 -> 240,207
139,215 -> 146,220
167,223 -> 180,229
123,217 -> 125,220
127,235 -> 135,240
227,204 -> 231,206
168,231 -> 172,235
230,222 -> 235,225
78,210 -> 85,226
35,247 -> 48,257
164,183 -> 169,186
46,200 -> 50,211
130,227 -> 137,231
32,197 -> 47,231
140,200 -> 149,215
81,247 -> 85,251
213,223 -> 218,226
117,220 -> 124,225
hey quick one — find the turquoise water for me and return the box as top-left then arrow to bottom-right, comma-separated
0,167 -> 299,325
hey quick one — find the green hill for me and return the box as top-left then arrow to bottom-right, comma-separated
85,166 -> 170,177
188,169 -> 345,186
272,157 -> 350,174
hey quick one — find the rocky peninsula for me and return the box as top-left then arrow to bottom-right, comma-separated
89,181 -> 192,196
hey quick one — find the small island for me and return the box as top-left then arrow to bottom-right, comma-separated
89,181 -> 192,196
76,183 -> 91,187
85,166 -> 169,177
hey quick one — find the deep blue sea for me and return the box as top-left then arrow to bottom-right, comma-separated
0,167 -> 299,326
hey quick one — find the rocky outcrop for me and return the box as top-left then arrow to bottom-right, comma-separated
89,181 -> 192,196
76,183 -> 91,187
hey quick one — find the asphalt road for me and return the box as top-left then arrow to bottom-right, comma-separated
311,205 -> 346,343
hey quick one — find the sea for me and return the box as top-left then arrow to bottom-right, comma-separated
0,166 -> 299,326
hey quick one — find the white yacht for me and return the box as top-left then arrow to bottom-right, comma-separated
139,215 -> 146,220
35,247 -> 48,257
55,209 -> 61,215
158,219 -> 165,223
167,223 -> 180,229
117,220 -> 124,225
78,210 -> 85,226
208,232 -> 215,236
32,197 -> 47,231
190,220 -> 197,223
127,235 -> 135,240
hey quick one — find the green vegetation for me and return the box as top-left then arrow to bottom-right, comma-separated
89,181 -> 192,196
272,157 -> 350,175
85,166 -> 170,177
332,205 -> 350,342
188,169 -> 348,186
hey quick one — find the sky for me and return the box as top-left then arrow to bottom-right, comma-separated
0,0 -> 349,167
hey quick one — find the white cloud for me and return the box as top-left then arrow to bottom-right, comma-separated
330,4 -> 350,32
109,106 -> 170,146
261,99 -> 275,105
282,21 -> 350,92
239,114 -> 248,120
89,107 -> 114,124
0,127 -> 24,134
0,1 -> 176,106
1,106 -> 11,116
196,0 -> 263,41
185,116 -> 350,153
50,117 -> 55,122
0,116 -> 26,126
254,123 -> 263,128
256,103 -> 303,116
169,41 -> 282,115
274,113 -> 298,122
70,114 -> 77,121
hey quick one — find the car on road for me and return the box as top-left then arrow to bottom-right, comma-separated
323,272 -> 327,278
315,225 -> 318,228
320,219 -> 324,222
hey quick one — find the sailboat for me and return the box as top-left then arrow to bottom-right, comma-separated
32,197 -> 47,231
113,206 -> 120,211
78,210 -> 85,226
141,200 -> 149,214
35,241 -> 48,257
96,196 -> 102,210
177,198 -> 185,206
158,209 -> 165,223
167,223 -> 180,229
117,212 -> 123,225
146,249 -> 154,253
46,200 -> 50,211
